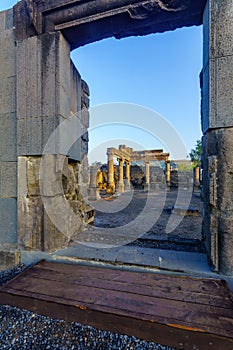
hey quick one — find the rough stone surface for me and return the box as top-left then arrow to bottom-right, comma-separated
17,116 -> 64,156
202,0 -> 233,131
40,155 -> 65,197
0,247 -> 20,270
16,32 -> 68,119
202,129 -> 233,274
0,77 -> 16,115
215,56 -> 233,125
0,29 -> 16,79
0,198 -> 17,244
200,0 -> 233,275
18,156 -> 93,252
18,197 -> 43,250
16,32 -> 72,156
210,0 -> 233,59
219,212 -> 233,274
0,113 -> 17,162
0,161 -> 17,198
17,31 -> 89,160
15,24 -> 91,254
18,157 -> 28,198
0,10 -> 17,257
13,0 -> 206,49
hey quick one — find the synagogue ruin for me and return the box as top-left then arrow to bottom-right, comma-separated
88,145 -> 198,200
88,145 -> 170,199
0,0 -> 233,276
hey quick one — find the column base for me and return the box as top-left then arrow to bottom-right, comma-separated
106,183 -> 115,195
143,183 -> 150,192
116,182 -> 124,193
124,179 -> 131,191
88,187 -> 100,201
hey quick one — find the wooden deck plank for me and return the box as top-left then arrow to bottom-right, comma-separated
3,276 -> 233,337
18,266 -> 233,309
33,260 -> 230,296
2,285 -> 233,339
0,260 -> 233,350
1,290 -> 233,350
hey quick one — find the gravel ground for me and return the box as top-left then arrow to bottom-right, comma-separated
78,190 -> 204,251
95,190 -> 203,242
0,267 -> 176,350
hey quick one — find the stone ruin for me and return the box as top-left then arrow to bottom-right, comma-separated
89,145 -> 170,194
0,0 -> 232,275
89,146 -> 200,193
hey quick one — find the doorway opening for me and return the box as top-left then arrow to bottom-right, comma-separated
63,25 -> 205,272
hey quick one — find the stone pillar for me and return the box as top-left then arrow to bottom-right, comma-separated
88,166 -> 100,201
193,166 -> 200,187
144,161 -> 150,191
107,151 -> 115,192
16,30 -> 90,252
166,161 -> 171,184
117,158 -> 124,193
202,0 -> 233,275
124,161 -> 131,191
0,9 -> 20,268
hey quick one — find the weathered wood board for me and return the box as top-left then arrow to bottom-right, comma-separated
0,260 -> 233,349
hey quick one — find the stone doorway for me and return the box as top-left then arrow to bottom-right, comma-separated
0,0 -> 232,276
67,26 -> 204,269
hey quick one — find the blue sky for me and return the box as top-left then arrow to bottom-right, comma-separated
1,1 -> 203,163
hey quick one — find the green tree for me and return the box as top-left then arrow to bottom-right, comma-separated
189,139 -> 202,168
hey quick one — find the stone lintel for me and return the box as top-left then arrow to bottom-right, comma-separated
14,0 -> 206,49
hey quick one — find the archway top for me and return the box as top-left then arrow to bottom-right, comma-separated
14,0 -> 207,49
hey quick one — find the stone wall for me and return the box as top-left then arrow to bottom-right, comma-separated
201,0 -> 233,275
0,9 -> 19,268
16,35 -> 93,252
18,155 -> 92,252
0,17 -> 92,260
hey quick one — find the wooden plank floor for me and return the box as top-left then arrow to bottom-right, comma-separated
0,260 -> 233,350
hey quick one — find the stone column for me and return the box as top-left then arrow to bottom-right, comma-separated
202,0 -> 233,275
124,161 -> 131,191
88,166 -> 100,201
144,161 -> 150,191
193,166 -> 200,187
117,158 -> 124,193
166,161 -> 171,184
107,151 -> 115,192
